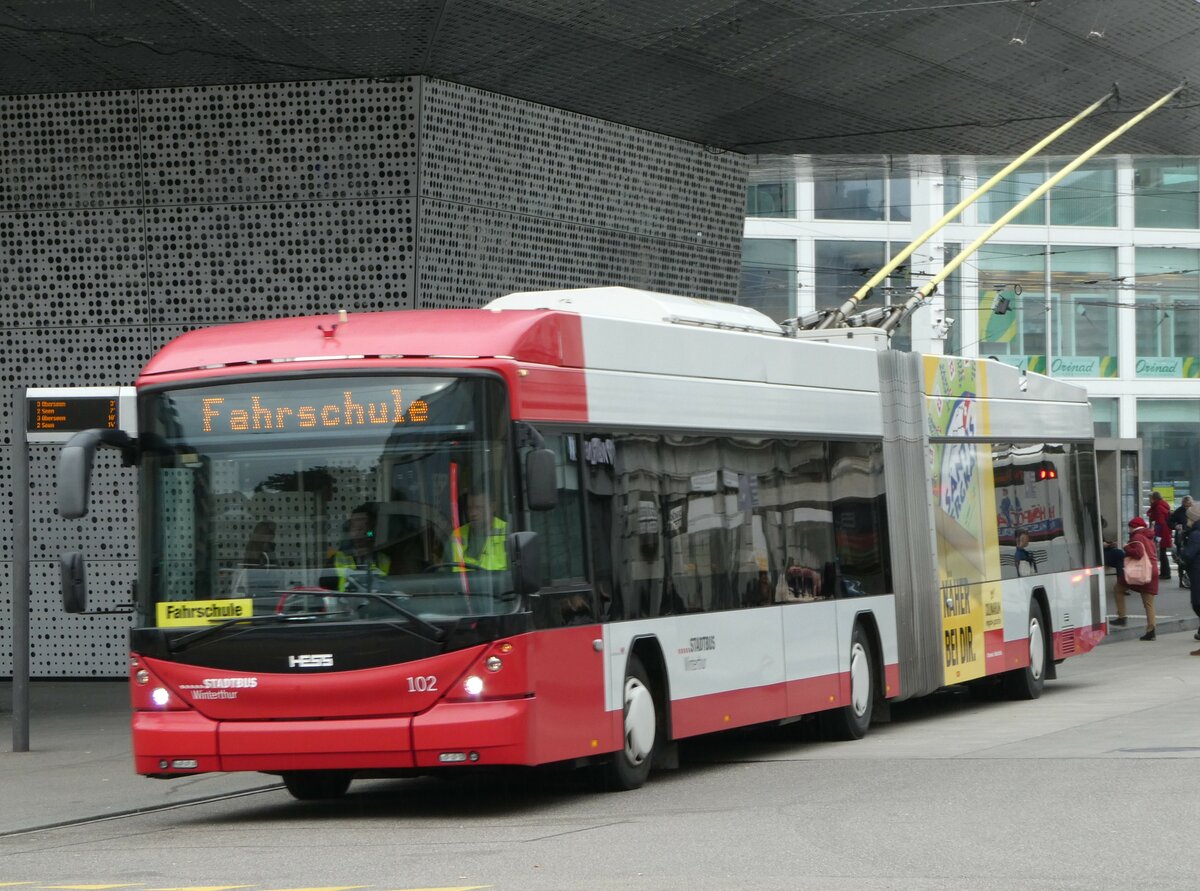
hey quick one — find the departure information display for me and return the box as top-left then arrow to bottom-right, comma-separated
27,395 -> 119,434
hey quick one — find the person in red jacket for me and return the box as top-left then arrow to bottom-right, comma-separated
1148,491 -> 1173,581
1125,517 -> 1159,640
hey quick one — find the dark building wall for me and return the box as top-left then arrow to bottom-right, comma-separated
1,76 -> 746,677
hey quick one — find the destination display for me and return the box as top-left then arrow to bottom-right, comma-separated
27,395 -> 118,434
157,377 -> 477,441
197,388 -> 430,434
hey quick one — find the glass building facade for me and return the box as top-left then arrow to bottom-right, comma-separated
742,154 -> 1200,506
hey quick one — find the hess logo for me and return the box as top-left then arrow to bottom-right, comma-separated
288,653 -> 334,668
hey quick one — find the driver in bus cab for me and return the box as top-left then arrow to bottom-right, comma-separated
450,490 -> 509,570
326,502 -> 392,590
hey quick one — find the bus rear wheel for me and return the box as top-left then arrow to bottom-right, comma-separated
1003,601 -> 1047,700
282,770 -> 352,801
602,654 -> 658,791
821,623 -> 874,741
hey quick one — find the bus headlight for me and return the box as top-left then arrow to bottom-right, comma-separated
150,687 -> 172,708
463,675 -> 484,696
485,656 -> 503,672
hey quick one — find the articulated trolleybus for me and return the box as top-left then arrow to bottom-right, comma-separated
59,287 -> 1104,800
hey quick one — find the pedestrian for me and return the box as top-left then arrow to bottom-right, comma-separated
1105,536 -> 1129,626
1171,495 -> 1194,588
1170,495 -> 1193,532
1148,491 -> 1173,580
1123,517 -> 1159,641
1177,502 -> 1200,654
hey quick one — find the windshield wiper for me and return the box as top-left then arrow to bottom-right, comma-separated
339,592 -> 447,643
169,594 -> 446,652
168,612 -> 329,653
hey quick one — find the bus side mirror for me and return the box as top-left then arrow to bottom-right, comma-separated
59,438 -> 97,519
525,448 -> 558,511
509,531 -> 543,596
58,428 -> 134,519
61,551 -> 88,613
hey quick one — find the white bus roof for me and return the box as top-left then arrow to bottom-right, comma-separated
486,286 -> 785,336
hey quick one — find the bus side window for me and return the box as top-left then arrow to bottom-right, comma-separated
528,432 -> 588,588
829,440 -> 890,597
584,434 -> 620,620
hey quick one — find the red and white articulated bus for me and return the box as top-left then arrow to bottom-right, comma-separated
59,287 -> 1105,800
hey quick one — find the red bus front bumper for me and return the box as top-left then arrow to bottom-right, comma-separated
133,697 -> 533,775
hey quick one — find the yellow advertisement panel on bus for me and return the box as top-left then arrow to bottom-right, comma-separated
925,358 -> 1003,685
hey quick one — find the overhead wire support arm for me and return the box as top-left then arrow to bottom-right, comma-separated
814,85 -> 1120,330
878,81 -> 1187,333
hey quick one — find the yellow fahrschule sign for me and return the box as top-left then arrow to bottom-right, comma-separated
157,598 -> 254,627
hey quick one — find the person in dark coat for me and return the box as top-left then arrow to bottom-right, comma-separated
1148,491 -> 1173,580
1171,495 -> 1194,588
1177,503 -> 1200,654
1124,517 -> 1159,640
1105,536 -> 1129,626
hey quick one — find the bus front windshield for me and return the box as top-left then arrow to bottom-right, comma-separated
140,375 -> 514,627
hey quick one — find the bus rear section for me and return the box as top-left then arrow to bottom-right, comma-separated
878,350 -> 1106,703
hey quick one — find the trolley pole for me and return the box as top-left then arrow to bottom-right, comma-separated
13,386 -> 30,752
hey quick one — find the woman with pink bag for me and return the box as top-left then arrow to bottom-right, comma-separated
1119,517 -> 1160,641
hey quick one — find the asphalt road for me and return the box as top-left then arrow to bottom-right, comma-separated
3,631 -> 1200,890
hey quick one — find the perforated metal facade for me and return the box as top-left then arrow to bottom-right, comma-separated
1,76 -> 746,677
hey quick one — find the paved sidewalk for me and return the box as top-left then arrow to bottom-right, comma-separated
2,578 -> 1196,835
0,681 -> 277,835
1103,572 -> 1198,642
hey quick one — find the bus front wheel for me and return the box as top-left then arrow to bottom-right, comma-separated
282,770 -> 352,801
821,623 -> 875,741
603,654 -> 658,791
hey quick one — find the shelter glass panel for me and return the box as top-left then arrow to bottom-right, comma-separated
746,180 -> 795,218
1136,400 -> 1200,506
977,163 -> 1045,226
1090,397 -> 1118,438
1049,245 -> 1117,378
740,238 -> 795,322
816,240 -> 885,315
977,245 -> 1046,373
1134,247 -> 1200,378
1050,162 -> 1117,227
1134,158 -> 1200,229
814,160 -> 885,221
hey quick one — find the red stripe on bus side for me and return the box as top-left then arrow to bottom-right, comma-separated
670,681 -> 790,738
985,628 -> 1008,676
667,665 -> 898,741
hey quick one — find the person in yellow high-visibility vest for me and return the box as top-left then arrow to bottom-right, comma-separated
327,503 -> 391,591
450,491 -> 509,570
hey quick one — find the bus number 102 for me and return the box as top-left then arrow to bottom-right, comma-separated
407,675 -> 438,693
